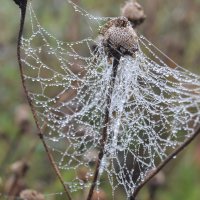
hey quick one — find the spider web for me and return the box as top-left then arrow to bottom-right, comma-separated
20,1 -> 200,199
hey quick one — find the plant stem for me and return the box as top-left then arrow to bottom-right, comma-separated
131,125 -> 200,199
15,1 -> 72,199
87,52 -> 121,200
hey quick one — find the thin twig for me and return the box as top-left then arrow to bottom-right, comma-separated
87,52 -> 121,200
14,1 -> 72,199
131,125 -> 200,199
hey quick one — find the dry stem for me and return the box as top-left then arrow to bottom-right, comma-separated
131,125 -> 200,199
15,1 -> 72,199
87,52 -> 121,200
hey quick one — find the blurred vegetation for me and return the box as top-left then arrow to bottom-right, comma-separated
0,0 -> 200,199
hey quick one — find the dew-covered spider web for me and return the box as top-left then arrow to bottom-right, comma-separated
20,1 -> 200,199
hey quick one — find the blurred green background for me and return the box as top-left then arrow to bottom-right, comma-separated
1,0 -> 200,199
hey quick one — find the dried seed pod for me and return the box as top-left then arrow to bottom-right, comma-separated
15,104 -> 31,134
77,167 -> 91,182
91,189 -> 107,200
121,0 -> 146,28
100,17 -> 138,58
4,161 -> 29,196
10,160 -> 29,177
148,171 -> 166,199
4,161 -> 28,196
4,177 -> 26,196
148,171 -> 166,191
20,189 -> 45,200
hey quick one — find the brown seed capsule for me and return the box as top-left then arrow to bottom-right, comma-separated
100,17 -> 138,58
4,177 -> 26,196
20,189 -> 45,200
4,160 -> 29,196
77,167 -> 91,182
10,160 -> 29,177
121,0 -> 146,28
91,189 -> 107,200
15,104 -> 31,134
148,171 -> 166,199
148,171 -> 165,188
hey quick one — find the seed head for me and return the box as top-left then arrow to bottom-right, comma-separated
10,160 -> 29,177
15,104 -> 31,134
77,166 -> 91,182
20,189 -> 45,200
121,0 -> 146,28
100,17 -> 138,57
91,189 -> 107,200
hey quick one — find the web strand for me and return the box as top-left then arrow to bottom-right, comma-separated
20,1 -> 200,199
